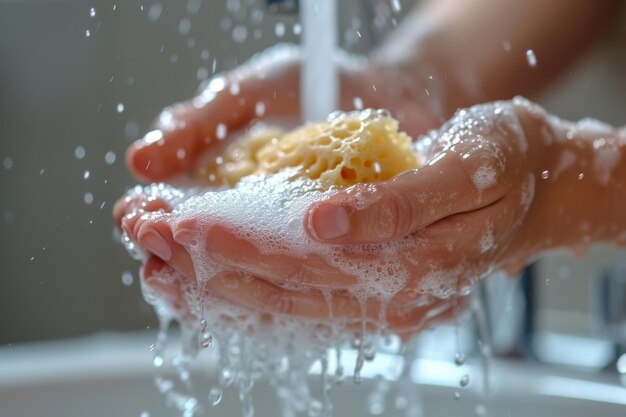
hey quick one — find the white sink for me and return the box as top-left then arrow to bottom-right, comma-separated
2,332 -> 626,417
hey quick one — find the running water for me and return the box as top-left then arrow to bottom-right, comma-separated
301,0 -> 338,122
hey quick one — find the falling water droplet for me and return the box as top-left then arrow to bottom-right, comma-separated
275,22 -> 285,37
121,271 -> 134,286
105,151 -> 117,164
455,353 -> 466,366
208,387 -> 223,406
459,374 -> 470,387
116,103 -> 125,113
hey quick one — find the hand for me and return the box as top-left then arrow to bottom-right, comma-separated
116,98 -> 558,334
125,45 -> 444,183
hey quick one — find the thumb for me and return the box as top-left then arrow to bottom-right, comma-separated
306,151 -> 505,244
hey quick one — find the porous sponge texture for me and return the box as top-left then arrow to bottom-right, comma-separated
205,109 -> 420,188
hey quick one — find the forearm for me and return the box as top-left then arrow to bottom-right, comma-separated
372,0 -> 620,118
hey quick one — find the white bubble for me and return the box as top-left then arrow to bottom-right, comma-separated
293,23 -> 302,35
216,123 -> 227,140
391,0 -> 402,13
85,30 -> 91,37
89,7 -> 96,17
200,50 -> 210,61
121,271 -> 134,286
179,18 -> 192,35
105,151 -> 117,164
275,22 -> 285,37
176,148 -> 186,160
83,170 -> 90,179
84,192 -> 94,205
541,170 -> 549,180
74,146 -> 86,160
3,157 -> 13,170
187,38 -> 196,49
353,96 -> 363,110
148,3 -> 162,21
116,103 -> 125,113
232,25 -> 248,43
526,49 -> 537,67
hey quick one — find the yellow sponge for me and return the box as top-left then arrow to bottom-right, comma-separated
199,109 -> 420,188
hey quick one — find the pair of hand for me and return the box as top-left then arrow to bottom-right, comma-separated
115,50 -> 557,334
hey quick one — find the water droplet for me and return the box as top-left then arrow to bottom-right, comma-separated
85,29 -> 91,37
232,25 -> 248,43
84,192 -> 94,205
148,3 -> 162,21
455,353 -> 466,366
578,172 -> 585,180
275,22 -> 285,37
140,411 -> 150,417
353,96 -> 363,110
502,39 -> 512,52
391,0 -> 402,13
293,23 -> 302,35
124,120 -> 140,139
121,271 -> 134,286
255,101 -> 266,117
219,368 -> 235,387
459,374 -> 470,387
216,123 -> 227,140
89,7 -> 96,17
208,387 -> 223,406
116,103 -> 125,113
105,151 -> 116,164
153,355 -> 164,367
526,49 -> 537,67
541,170 -> 550,180
176,148 -> 186,160
186,0 -> 202,15
74,146 -> 86,159
200,50 -> 210,61
454,391 -> 461,400
3,157 -> 13,170
179,18 -> 192,35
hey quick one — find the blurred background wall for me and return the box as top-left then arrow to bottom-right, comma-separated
1,0 -> 625,345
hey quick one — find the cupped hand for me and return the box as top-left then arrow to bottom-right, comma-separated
126,45 -> 442,183
116,98 -> 558,334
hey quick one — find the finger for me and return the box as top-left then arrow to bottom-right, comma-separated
132,216 -> 197,281
127,58 -> 301,182
207,272 -> 368,320
113,195 -> 172,228
174,221 -> 357,289
306,151 -> 506,244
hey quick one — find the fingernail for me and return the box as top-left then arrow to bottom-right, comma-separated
139,229 -> 172,261
173,229 -> 197,247
309,204 -> 350,240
